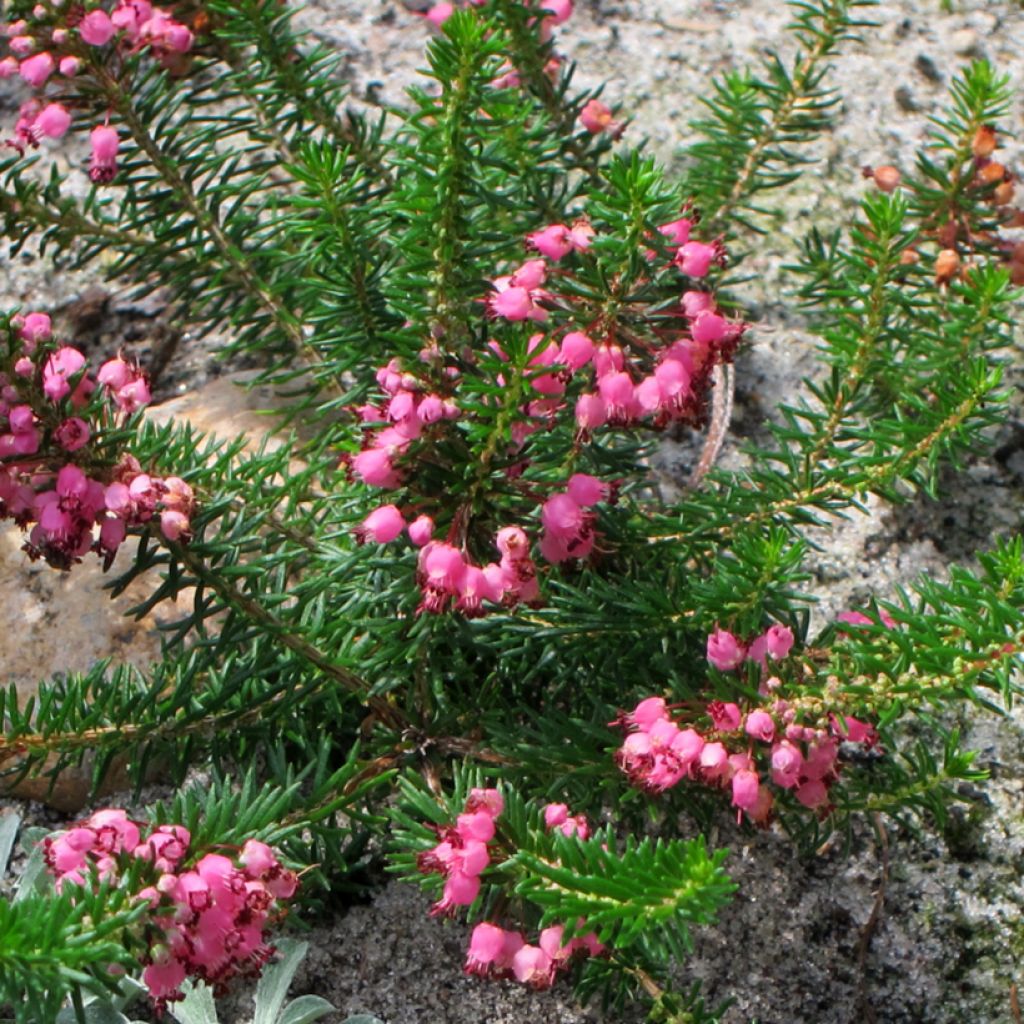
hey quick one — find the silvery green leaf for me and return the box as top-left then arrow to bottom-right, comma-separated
253,938 -> 308,1024
168,979 -> 218,1024
55,1002 -> 131,1024
13,838 -> 49,903
20,825 -> 49,854
277,996 -> 336,1024
0,813 -> 19,875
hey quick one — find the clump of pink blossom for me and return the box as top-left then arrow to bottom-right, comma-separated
43,809 -> 296,1013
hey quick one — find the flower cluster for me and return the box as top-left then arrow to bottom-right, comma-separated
615,622 -> 880,823
416,787 -> 504,915
43,808 -> 297,1011
464,919 -> 603,990
706,623 -> 794,674
1,0 -> 195,179
415,789 -> 603,990
0,312 -> 194,568
346,215 -> 743,616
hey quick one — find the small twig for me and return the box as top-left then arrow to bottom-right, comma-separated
686,362 -> 735,490
1011,983 -> 1021,1024
855,812 -> 890,1024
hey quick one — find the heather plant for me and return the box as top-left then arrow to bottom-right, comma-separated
0,0 -> 1021,1021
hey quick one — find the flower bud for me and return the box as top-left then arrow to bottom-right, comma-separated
935,248 -> 960,284
971,125 -> 997,159
872,165 -> 901,193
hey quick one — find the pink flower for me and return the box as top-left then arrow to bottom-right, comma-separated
770,740 -> 803,788
160,509 -> 190,541
540,0 -> 573,24
465,923 -> 506,976
33,103 -> 71,139
53,417 -> 90,452
356,503 -> 405,544
490,286 -> 533,321
423,2 -> 454,26
731,768 -> 760,811
527,224 -> 574,261
352,447 -> 402,488
830,714 -> 878,747
566,473 -> 606,507
706,627 -> 745,671
559,331 -> 595,371
764,624 -> 794,659
511,944 -> 554,989
80,10 -> 116,45
626,696 -> 667,730
18,311 -> 51,347
543,803 -> 569,829
541,493 -> 585,539
795,779 -> 829,809
579,99 -> 613,134
407,514 -> 434,546
89,125 -> 120,184
19,52 -> 54,88
59,55 -> 81,76
42,347 -> 87,402
660,217 -> 693,247
676,241 -> 720,278
681,290 -> 712,317
465,787 -> 504,818
574,393 -> 607,430
744,709 -> 775,743
690,310 -> 729,345
707,700 -> 741,731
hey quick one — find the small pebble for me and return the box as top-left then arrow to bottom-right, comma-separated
950,28 -> 983,58
914,53 -> 943,84
894,85 -> 920,112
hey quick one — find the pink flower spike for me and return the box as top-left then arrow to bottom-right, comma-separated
357,503 -> 405,544
706,628 -> 745,671
79,10 -> 116,45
